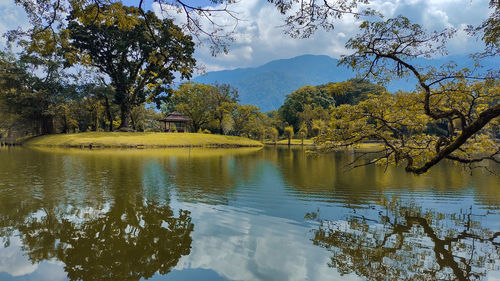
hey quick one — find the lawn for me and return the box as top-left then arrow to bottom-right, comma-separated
264,139 -> 316,146
24,132 -> 263,148
264,139 -> 385,150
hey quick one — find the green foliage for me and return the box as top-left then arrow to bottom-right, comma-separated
284,126 -> 294,145
231,104 -> 261,137
166,82 -> 217,132
298,123 -> 308,144
278,79 -> 383,134
67,3 -> 196,129
0,51 -> 77,135
311,119 -> 326,136
165,82 -> 278,140
318,81 -> 500,174
268,127 -> 279,143
316,15 -> 500,173
130,105 -> 164,132
279,85 -> 335,130
209,83 -> 239,134
321,78 -> 385,106
298,123 -> 308,136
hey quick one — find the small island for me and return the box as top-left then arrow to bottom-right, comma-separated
24,132 -> 263,148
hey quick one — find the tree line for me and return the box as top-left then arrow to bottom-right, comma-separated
0,3 -> 385,144
1,0 -> 498,173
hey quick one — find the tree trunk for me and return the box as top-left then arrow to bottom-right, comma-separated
219,118 -> 223,135
62,114 -> 68,133
119,103 -> 131,131
95,109 -> 99,132
95,117 -> 99,132
130,113 -> 136,131
41,115 -> 55,135
104,96 -> 113,132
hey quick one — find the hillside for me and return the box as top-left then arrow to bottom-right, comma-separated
192,54 -> 498,112
192,55 -> 352,111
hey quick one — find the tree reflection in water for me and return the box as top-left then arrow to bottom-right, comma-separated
6,200 -> 193,281
306,200 -> 500,281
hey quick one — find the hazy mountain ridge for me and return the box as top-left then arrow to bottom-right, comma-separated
192,54 -> 497,112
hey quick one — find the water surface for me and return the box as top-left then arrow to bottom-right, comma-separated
0,146 -> 499,281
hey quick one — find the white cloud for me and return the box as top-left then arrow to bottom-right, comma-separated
153,0 -> 360,71
151,0 -> 492,72
3,0 -> 487,72
173,201 -> 362,281
0,236 -> 38,277
0,0 -> 29,51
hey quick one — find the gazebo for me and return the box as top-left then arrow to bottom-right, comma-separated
159,112 -> 191,133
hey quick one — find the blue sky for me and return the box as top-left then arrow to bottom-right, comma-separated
0,0 -> 494,73
150,0 -> 493,72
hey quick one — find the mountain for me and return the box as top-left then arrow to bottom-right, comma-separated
191,55 -> 350,111
191,54 -> 498,112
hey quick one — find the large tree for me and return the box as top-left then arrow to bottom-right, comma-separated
321,78 -> 385,106
209,83 -> 239,135
167,82 -> 217,132
0,50 -> 76,135
315,16 -> 500,174
67,3 -> 196,130
279,85 -> 335,130
10,0 -> 369,55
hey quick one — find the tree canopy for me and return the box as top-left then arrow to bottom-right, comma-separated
165,82 -> 274,138
9,0 -> 371,54
315,16 -> 500,174
0,50 -> 77,135
279,85 -> 335,130
67,3 -> 196,130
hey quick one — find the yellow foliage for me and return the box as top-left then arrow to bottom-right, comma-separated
316,81 -> 500,172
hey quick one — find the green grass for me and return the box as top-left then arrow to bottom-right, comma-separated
24,132 -> 263,148
264,139 -> 385,151
351,142 -> 384,150
264,139 -> 315,146
29,146 -> 263,157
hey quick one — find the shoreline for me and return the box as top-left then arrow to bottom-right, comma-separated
23,132 -> 263,148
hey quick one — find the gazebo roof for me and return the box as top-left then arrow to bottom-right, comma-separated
159,112 -> 191,123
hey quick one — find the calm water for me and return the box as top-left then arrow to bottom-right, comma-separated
0,146 -> 499,281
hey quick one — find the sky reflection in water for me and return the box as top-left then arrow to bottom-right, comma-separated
0,147 -> 499,281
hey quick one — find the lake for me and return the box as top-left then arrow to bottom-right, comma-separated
0,146 -> 499,281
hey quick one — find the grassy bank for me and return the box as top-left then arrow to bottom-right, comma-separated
28,146 -> 263,157
24,132 -> 263,148
264,139 -> 315,146
264,139 -> 385,150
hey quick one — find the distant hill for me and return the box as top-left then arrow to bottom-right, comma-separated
191,54 -> 497,112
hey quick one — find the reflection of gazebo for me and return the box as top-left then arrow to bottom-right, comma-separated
159,112 -> 191,133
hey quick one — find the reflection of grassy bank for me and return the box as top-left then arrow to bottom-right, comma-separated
24,132 -> 263,148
